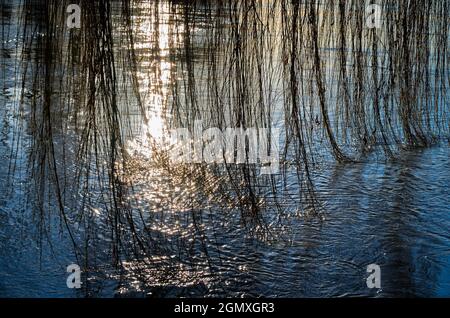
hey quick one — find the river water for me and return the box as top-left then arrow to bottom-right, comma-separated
0,0 -> 449,297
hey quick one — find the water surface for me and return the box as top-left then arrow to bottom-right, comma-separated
0,0 -> 449,298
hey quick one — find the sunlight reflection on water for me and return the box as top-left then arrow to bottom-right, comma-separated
0,0 -> 449,298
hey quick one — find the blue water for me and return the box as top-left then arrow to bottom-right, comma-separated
0,0 -> 449,298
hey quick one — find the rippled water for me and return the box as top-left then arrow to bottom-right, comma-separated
0,1 -> 449,298
111,145 -> 450,298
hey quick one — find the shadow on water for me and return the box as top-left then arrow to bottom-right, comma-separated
0,0 -> 449,297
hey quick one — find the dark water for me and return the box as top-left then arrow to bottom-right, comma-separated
117,146 -> 450,298
0,1 -> 449,298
